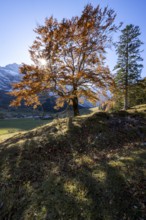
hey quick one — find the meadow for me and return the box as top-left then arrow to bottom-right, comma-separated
0,118 -> 50,142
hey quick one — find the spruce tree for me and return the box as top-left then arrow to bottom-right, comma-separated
114,24 -> 143,110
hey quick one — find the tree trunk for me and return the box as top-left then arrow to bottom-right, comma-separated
124,37 -> 129,110
72,96 -> 80,116
124,86 -> 128,110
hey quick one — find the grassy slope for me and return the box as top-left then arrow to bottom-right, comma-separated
0,119 -> 51,142
0,106 -> 146,220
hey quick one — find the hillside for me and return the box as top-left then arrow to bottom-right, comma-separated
0,107 -> 146,219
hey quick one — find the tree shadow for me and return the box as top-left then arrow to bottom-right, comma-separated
0,112 -> 146,219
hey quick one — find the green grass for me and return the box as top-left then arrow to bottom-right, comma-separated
0,118 -> 51,136
0,107 -> 146,219
128,103 -> 146,113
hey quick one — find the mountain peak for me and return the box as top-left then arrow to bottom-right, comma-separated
5,63 -> 20,72
0,63 -> 21,91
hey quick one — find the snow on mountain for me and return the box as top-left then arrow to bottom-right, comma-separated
5,63 -> 20,74
0,63 -> 21,91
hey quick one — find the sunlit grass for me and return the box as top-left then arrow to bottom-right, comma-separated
0,118 -> 51,142
128,104 -> 146,113
0,105 -> 146,219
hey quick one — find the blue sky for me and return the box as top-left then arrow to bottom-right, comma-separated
0,0 -> 146,77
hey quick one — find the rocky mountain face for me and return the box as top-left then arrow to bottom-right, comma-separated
0,63 -> 20,91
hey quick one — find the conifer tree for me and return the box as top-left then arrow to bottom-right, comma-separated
129,77 -> 146,106
114,24 -> 143,110
10,4 -> 118,116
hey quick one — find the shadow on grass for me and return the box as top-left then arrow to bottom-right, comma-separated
0,112 -> 146,219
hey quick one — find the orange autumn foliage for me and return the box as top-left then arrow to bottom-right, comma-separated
10,4 -> 118,116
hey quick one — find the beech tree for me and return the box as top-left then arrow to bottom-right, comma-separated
114,24 -> 143,110
10,4 -> 118,116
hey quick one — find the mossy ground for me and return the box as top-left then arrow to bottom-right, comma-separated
0,106 -> 146,220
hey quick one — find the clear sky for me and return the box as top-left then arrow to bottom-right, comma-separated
0,0 -> 146,77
